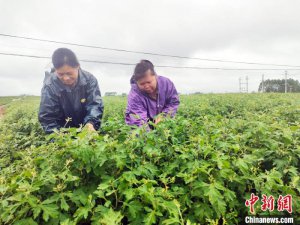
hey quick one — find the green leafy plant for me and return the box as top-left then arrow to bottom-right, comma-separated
0,94 -> 299,224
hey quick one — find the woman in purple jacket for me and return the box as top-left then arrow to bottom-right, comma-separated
125,60 -> 180,128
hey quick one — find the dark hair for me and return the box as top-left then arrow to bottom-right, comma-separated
132,60 -> 156,82
52,48 -> 80,69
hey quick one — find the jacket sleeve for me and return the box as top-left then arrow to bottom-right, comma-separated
83,76 -> 104,130
162,81 -> 180,117
38,86 -> 63,134
125,91 -> 148,127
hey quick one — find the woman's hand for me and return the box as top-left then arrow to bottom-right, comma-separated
85,123 -> 96,132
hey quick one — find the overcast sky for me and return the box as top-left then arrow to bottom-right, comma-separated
0,0 -> 300,96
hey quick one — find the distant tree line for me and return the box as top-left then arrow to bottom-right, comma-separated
258,79 -> 300,92
104,92 -> 127,97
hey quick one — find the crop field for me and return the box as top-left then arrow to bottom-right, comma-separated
0,97 -> 20,106
0,94 -> 299,224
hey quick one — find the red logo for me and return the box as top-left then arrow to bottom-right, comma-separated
277,195 -> 292,213
245,193 -> 259,214
261,194 -> 275,212
245,194 -> 293,214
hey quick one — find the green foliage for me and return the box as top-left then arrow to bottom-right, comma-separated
0,96 -> 16,105
0,94 -> 299,224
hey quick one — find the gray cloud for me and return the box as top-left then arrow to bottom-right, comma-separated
0,0 -> 300,96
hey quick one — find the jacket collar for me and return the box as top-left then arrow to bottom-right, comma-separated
77,68 -> 87,86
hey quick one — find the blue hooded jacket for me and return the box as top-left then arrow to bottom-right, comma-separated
38,68 -> 104,134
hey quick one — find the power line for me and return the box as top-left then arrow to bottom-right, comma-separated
1,33 -> 300,68
1,52 -> 300,71
0,52 -> 49,59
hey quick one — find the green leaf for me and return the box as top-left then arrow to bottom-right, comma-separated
194,203 -> 214,222
70,189 -> 88,205
41,204 -> 59,222
214,182 -> 226,191
99,208 -> 123,225
162,218 -> 181,225
13,218 -> 38,225
73,195 -> 95,221
123,188 -> 135,201
94,189 -> 105,199
236,158 -> 249,174
223,189 -> 236,202
161,200 -> 179,217
204,184 -> 226,216
73,206 -> 90,220
60,218 -> 77,225
126,201 -> 143,219
32,206 -> 41,219
60,196 -> 69,211
143,210 -> 156,225
97,183 -> 110,190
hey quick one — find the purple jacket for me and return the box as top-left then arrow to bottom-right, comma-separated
125,75 -> 180,127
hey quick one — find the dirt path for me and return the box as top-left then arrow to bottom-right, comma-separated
0,106 -> 5,118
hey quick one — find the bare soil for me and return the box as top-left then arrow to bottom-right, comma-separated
0,106 -> 5,118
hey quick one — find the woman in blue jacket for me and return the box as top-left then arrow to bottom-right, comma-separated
38,48 -> 104,134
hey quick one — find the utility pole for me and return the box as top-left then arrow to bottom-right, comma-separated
246,76 -> 248,93
239,76 -> 249,93
262,74 -> 264,93
285,71 -> 288,93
